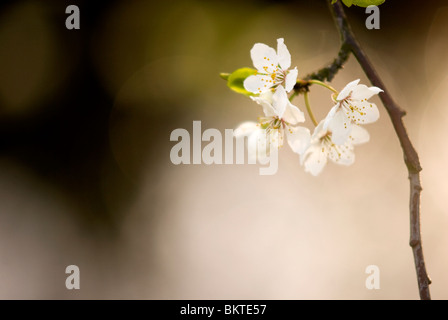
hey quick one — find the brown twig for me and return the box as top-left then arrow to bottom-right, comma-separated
294,43 -> 351,95
321,0 -> 430,299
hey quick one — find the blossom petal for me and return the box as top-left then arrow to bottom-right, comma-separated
323,104 -> 338,130
283,103 -> 305,124
258,90 -> 274,102
244,74 -> 274,94
301,144 -> 328,176
348,124 -> 370,145
284,67 -> 298,92
251,95 -> 277,117
248,129 -> 268,162
312,120 -> 328,141
276,38 -> 291,70
326,107 -> 352,145
286,126 -> 310,155
328,143 -> 355,166
272,85 -> 289,118
268,128 -> 283,149
250,43 -> 278,74
344,100 -> 380,125
234,121 -> 258,138
351,84 -> 383,101
337,79 -> 360,100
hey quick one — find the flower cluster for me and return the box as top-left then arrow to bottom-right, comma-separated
234,38 -> 382,175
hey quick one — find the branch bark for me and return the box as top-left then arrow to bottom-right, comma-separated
326,0 -> 431,300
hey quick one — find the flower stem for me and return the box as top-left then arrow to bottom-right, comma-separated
304,91 -> 318,127
308,79 -> 338,94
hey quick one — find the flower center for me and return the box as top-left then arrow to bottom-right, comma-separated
259,116 -> 284,132
319,130 -> 332,142
272,69 -> 287,87
259,65 -> 287,89
257,116 -> 288,147
339,93 -> 366,123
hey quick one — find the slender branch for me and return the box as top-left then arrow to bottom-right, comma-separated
327,0 -> 430,299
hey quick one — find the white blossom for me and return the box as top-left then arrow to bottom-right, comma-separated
301,120 -> 370,176
324,79 -> 382,145
244,38 -> 298,95
235,86 -> 310,160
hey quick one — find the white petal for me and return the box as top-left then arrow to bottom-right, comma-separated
327,108 -> 352,145
251,95 -> 277,117
328,143 -> 355,166
284,67 -> 298,92
272,85 -> 289,118
250,43 -> 279,74
286,126 -> 310,155
312,120 -> 328,141
247,129 -> 266,162
343,100 -> 379,125
301,144 -> 328,176
337,79 -> 360,100
323,104 -> 339,130
283,103 -> 305,124
347,125 -> 370,145
244,74 -> 274,94
268,128 -> 283,149
234,121 -> 258,138
258,90 -> 274,103
276,38 -> 291,70
351,84 -> 383,101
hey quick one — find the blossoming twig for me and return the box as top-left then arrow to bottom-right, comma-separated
324,0 -> 430,300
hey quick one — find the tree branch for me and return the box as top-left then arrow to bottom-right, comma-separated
294,43 -> 351,94
327,0 -> 431,299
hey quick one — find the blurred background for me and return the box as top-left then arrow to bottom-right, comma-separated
0,0 -> 446,299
